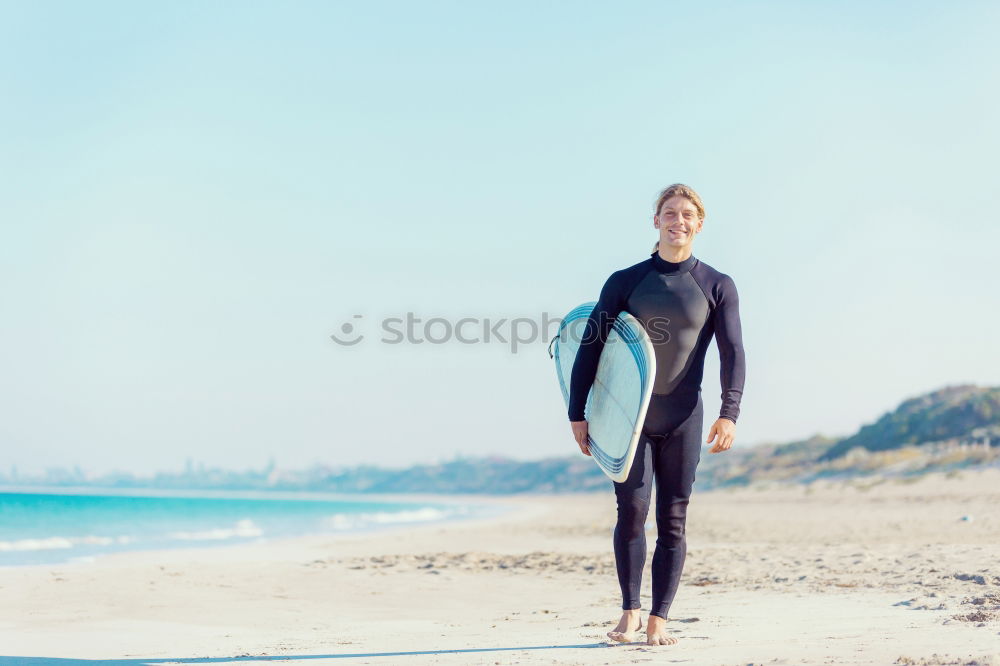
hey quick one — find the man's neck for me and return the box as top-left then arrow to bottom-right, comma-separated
657,246 -> 693,263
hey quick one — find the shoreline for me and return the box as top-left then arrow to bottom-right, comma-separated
0,490 -> 540,571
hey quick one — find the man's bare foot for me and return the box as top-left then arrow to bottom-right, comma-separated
606,609 -> 643,643
646,614 -> 678,646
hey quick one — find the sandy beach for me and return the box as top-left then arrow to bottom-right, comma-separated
2,469 -> 999,665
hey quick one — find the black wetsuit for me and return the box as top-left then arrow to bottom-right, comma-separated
568,251 -> 746,619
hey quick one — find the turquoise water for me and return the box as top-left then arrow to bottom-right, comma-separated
0,488 -> 499,567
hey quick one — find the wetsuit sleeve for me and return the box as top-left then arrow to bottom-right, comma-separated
715,274 -> 746,424
567,272 -> 625,421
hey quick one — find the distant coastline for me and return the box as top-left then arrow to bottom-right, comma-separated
5,384 -> 998,496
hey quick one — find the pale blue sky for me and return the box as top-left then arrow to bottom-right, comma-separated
2,1 -> 998,475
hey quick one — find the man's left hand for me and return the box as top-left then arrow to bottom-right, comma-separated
706,418 -> 736,454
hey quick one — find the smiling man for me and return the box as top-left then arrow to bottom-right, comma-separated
567,183 -> 746,647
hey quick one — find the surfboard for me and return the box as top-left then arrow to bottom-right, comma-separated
547,302 -> 656,483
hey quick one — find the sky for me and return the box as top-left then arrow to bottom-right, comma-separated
1,0 -> 999,476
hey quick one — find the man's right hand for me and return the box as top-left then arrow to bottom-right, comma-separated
570,420 -> 591,456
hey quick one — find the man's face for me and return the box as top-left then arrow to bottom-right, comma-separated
654,195 -> 703,248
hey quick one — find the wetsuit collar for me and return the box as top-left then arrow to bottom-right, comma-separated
650,250 -> 698,274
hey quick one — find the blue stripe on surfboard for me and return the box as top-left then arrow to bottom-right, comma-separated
588,440 -> 627,472
586,438 -> 622,469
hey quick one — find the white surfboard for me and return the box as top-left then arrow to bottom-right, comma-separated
548,302 -> 656,483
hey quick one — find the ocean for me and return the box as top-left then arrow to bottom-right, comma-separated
0,487 -> 503,567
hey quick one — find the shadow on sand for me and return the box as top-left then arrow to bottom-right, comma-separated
0,643 -> 614,665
